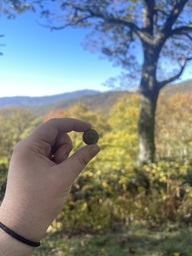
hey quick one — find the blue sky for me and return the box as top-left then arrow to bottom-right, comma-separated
1,10 -> 122,97
1,10 -> 191,97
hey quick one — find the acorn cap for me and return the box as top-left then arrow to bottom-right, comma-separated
83,129 -> 99,145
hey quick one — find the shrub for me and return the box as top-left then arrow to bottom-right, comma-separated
52,159 -> 192,232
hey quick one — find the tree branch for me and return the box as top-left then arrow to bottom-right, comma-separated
77,3 -> 142,34
184,33 -> 192,41
142,0 -> 155,35
46,15 -> 93,30
154,6 -> 168,17
46,2 -> 154,44
171,25 -> 192,36
161,0 -> 188,34
158,57 -> 192,89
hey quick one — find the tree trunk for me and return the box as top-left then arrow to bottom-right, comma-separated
137,92 -> 158,165
137,45 -> 160,165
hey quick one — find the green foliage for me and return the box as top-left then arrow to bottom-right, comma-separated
142,160 -> 192,226
0,108 -> 36,158
52,159 -> 192,232
1,92 -> 192,234
0,159 -> 8,202
156,92 -> 192,160
0,109 -> 40,202
30,95 -> 192,231
98,93 -> 139,169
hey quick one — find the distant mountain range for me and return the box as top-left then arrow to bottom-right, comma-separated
0,79 -> 192,117
0,89 -> 100,108
30,90 -> 131,117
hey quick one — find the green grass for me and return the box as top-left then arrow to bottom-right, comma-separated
32,225 -> 192,256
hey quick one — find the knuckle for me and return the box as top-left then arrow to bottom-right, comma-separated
12,139 -> 27,157
76,150 -> 89,167
13,140 -> 24,151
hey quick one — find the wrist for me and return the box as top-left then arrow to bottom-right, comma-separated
0,228 -> 34,256
0,222 -> 41,247
0,201 -> 46,243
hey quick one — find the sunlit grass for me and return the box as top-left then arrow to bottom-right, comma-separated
33,225 -> 192,256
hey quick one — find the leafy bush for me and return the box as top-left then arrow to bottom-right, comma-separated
50,159 -> 192,232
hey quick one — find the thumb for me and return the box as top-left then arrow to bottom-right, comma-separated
57,144 -> 100,186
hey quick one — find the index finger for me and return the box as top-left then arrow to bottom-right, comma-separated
29,118 -> 91,145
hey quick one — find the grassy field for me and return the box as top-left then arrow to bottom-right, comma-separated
32,225 -> 192,256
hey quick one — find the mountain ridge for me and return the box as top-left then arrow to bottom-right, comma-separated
0,89 -> 100,108
0,79 -> 192,117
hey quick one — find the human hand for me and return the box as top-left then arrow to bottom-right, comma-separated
0,118 -> 100,243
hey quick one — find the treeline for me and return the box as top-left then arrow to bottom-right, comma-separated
0,92 -> 192,230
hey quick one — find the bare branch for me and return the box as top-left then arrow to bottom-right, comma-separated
171,25 -> 192,36
43,15 -> 93,30
158,57 -> 192,89
183,33 -> 192,41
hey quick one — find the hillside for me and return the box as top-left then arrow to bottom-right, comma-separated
30,90 -> 132,117
161,79 -> 192,97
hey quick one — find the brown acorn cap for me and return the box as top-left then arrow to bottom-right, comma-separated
83,129 -> 99,145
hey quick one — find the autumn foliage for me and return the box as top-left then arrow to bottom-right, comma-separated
0,92 -> 192,231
